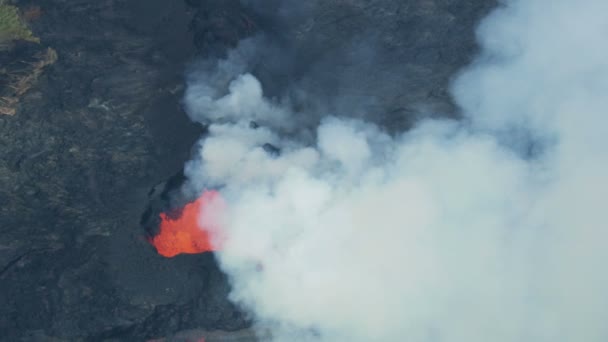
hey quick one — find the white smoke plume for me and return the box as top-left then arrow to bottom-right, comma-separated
183,0 -> 608,341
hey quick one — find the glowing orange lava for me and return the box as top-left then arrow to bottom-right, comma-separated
150,190 -> 222,258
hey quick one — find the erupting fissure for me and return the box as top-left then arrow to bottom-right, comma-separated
150,190 -> 222,258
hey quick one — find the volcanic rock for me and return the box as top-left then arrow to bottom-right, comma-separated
1,0 -> 495,340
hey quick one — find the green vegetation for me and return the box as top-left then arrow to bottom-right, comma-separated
0,2 -> 39,47
0,1 -> 51,115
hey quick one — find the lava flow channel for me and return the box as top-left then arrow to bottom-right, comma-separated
150,190 -> 222,258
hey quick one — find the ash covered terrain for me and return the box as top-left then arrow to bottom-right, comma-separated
0,0 -> 517,340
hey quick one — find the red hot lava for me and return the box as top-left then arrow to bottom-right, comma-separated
150,190 -> 223,258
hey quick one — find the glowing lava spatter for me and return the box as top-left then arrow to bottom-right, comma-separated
150,190 -> 222,258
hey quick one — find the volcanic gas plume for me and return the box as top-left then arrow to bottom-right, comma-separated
150,190 -> 223,258
177,0 -> 608,341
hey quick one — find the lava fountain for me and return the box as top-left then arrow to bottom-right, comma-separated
150,190 -> 223,258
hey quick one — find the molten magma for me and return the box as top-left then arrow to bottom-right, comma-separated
150,190 -> 222,258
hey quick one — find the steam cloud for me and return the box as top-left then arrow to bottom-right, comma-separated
182,0 -> 608,341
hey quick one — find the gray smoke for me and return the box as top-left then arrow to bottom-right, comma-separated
182,0 -> 608,341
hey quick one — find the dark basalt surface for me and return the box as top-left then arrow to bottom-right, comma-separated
0,0 -> 494,340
